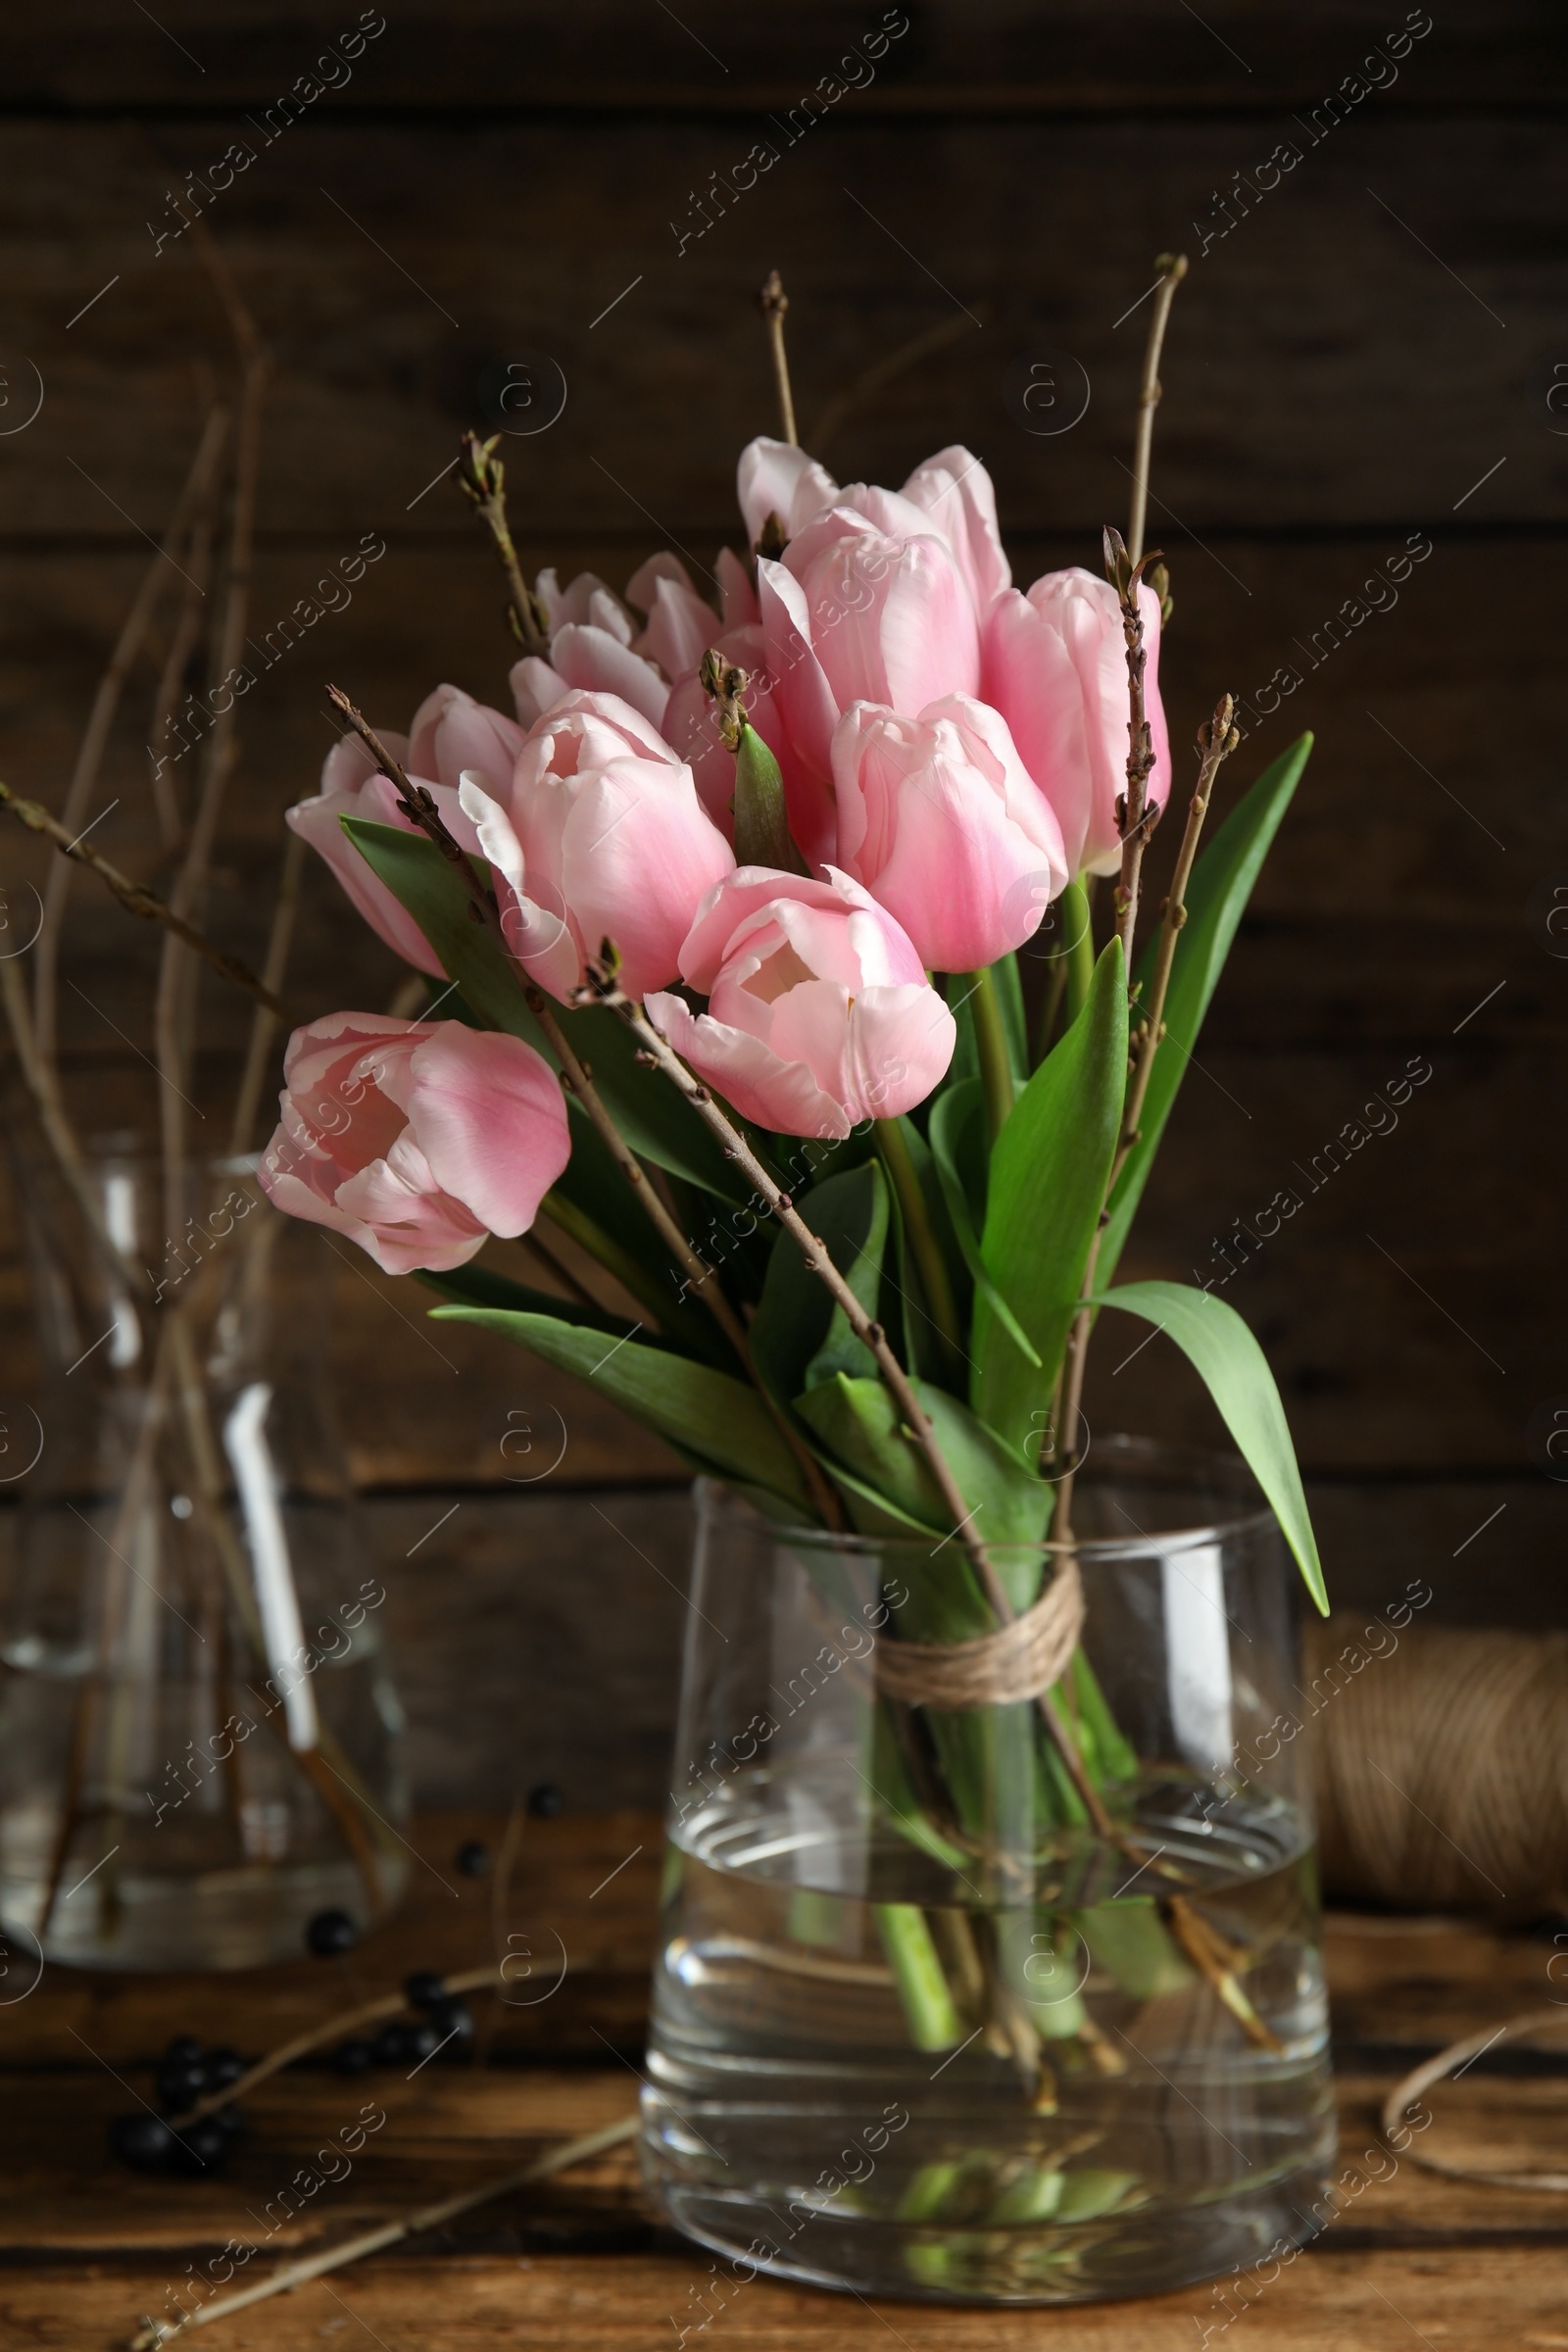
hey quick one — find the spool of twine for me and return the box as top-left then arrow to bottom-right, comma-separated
873,1557 -> 1085,1711
1304,1614 -> 1568,1914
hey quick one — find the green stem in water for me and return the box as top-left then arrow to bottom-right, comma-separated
877,1903 -> 964,2050
875,1118 -> 965,1387
966,963 -> 1015,1147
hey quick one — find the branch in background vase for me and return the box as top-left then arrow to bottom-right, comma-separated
31,403 -> 232,1067
227,829 -> 308,1155
154,270 -> 269,1237
0,781 -> 291,1023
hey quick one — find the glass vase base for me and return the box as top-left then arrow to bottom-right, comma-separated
646,2149 -> 1335,2308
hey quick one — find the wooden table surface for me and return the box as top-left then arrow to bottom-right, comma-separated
3,1812 -> 1565,2350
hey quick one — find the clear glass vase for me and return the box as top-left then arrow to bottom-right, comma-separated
641,1444 -> 1335,2305
0,1139 -> 408,1970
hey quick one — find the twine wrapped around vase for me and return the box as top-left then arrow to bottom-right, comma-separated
873,1558 -> 1086,1711
1304,1614 -> 1568,1914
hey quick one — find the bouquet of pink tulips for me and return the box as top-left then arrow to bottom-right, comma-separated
261,430 -> 1321,1616
258,277 -> 1326,2052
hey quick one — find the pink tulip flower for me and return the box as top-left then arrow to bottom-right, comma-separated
260,1013 -> 569,1275
509,565 -> 670,731
982,567 -> 1172,877
458,689 -> 734,1002
646,868 -> 956,1139
287,699 -> 492,976
736,438 -> 1010,618
759,508 -> 983,865
829,695 -> 1068,972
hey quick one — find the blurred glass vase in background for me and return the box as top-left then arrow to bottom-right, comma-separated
0,1139 -> 408,1970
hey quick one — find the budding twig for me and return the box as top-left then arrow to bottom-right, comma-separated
759,269 -> 798,446
458,431 -> 551,657
128,2113 -> 640,2347
1103,525 -> 1163,974
0,780 -> 290,1021
1115,692 -> 1239,1172
1127,252 -> 1187,567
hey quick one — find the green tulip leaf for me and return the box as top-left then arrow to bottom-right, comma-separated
795,1374 -> 1050,1565
429,1305 -> 808,1506
972,937 -> 1127,1452
751,1161 -> 888,1406
1092,1278 -> 1327,1612
1100,733 -> 1312,1287
928,1082 -> 1041,1370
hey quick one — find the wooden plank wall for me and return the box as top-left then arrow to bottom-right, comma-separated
1,1 -> 1564,1804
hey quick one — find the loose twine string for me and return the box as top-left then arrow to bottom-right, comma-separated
1303,1615 -> 1568,1916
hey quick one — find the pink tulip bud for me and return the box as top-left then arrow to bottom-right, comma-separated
982,567 -> 1172,878
287,720 -> 481,977
829,695 -> 1068,973
647,867 -> 957,1139
260,1014 -> 569,1274
459,689 -> 735,1002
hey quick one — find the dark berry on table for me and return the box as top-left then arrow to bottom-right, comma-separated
210,2104 -> 243,2140
332,2036 -> 373,2075
305,1906 -> 358,1957
369,2021 -> 416,2067
163,2034 -> 202,2066
404,1969 -> 447,2011
108,2111 -> 176,2173
155,2058 -> 208,2113
426,1995 -> 474,2056
455,1838 -> 490,1877
404,2019 -> 441,2064
169,2115 -> 232,2176
526,1782 -> 564,1818
200,2045 -> 245,2090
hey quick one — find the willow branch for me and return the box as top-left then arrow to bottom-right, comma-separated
1103,525 -> 1163,976
33,404 -> 231,1066
146,403 -> 229,851
227,829 -> 307,1154
4,781 -> 282,1020
155,281 -> 268,1231
168,1959 -> 509,2130
458,431 -> 551,656
759,269 -> 798,445
127,2114 -> 640,2347
1115,693 -> 1238,1173
1127,252 -> 1187,567
321,688 -> 844,1530
0,781 -> 289,1020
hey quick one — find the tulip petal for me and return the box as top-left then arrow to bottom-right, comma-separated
407,1024 -> 570,1238
549,623 -> 670,731
646,988 -> 850,1138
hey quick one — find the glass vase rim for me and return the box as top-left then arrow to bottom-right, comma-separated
697,1434 -> 1280,1562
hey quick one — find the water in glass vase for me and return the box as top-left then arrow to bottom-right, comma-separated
644,1766 -> 1334,2306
